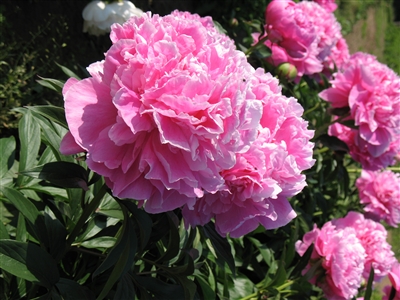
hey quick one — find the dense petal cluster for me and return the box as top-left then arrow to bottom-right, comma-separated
383,262 -> 400,300
295,222 -> 366,300
333,212 -> 397,281
320,52 -> 400,170
323,37 -> 350,75
183,71 -> 315,237
356,169 -> 400,227
254,0 -> 343,79
60,11 -> 315,236
82,0 -> 143,36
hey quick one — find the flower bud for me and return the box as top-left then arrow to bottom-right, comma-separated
276,63 -> 298,80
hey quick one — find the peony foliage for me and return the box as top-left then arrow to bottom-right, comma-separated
0,0 -> 399,299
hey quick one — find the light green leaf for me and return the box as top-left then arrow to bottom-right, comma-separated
80,236 -> 116,249
27,105 -> 68,129
36,77 -> 64,93
17,111 -> 41,187
0,136 -> 16,179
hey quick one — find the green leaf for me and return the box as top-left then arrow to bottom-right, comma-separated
1,187 -> 40,225
26,105 -> 68,129
0,240 -> 60,288
36,76 -> 64,93
56,62 -> 81,79
121,201 -> 153,251
17,110 -> 41,186
0,136 -> 16,179
80,236 -> 116,249
0,220 -> 9,239
254,43 -> 272,59
203,223 -> 236,277
20,161 -> 89,190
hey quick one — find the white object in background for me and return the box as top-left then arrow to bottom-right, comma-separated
82,1 -> 143,36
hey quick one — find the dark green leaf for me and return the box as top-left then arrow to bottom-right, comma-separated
96,218 -> 137,300
121,201 -> 153,251
115,273 -> 136,300
338,119 -> 358,129
27,105 -> 68,129
56,62 -> 81,79
203,223 -> 236,277
155,212 -> 180,263
328,106 -> 350,116
317,134 -> 349,153
20,161 -> 89,190
291,243 -> 314,278
55,278 -> 93,300
44,212 -> 67,261
364,267 -> 374,300
0,240 -> 60,288
133,275 -> 186,300
36,76 -> 64,93
0,220 -> 9,239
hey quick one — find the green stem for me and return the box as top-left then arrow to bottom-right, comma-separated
245,35 -> 270,56
64,184 -> 108,254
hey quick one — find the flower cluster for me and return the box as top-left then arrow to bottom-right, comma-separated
295,221 -> 365,300
296,212 -> 397,299
320,52 -> 400,170
82,0 -> 143,36
253,0 -> 344,80
356,169 -> 400,227
61,11 -> 315,237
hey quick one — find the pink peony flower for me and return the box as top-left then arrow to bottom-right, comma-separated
310,0 -> 338,12
182,70 -> 315,237
296,222 -> 366,300
333,211 -> 397,281
356,169 -> 400,227
320,52 -> 400,170
383,262 -> 400,300
60,11 -> 266,213
254,0 -> 342,79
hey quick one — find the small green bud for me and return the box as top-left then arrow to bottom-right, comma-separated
276,63 -> 298,80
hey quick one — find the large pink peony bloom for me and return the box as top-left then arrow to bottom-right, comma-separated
182,70 -> 315,237
296,222 -> 366,300
60,11 -> 266,213
383,262 -> 400,300
320,52 -> 400,170
333,211 -> 397,281
356,169 -> 400,227
254,0 -> 342,79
